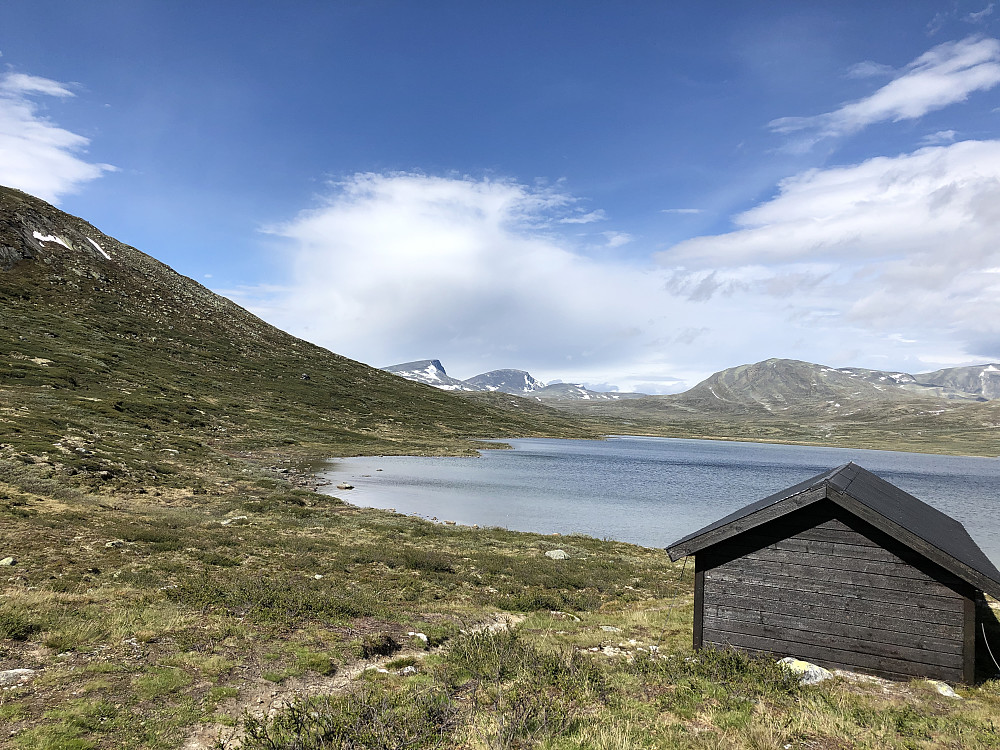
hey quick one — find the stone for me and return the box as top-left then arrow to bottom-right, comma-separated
220,515 -> 248,525
0,557 -> 15,566
336,483 -> 354,490
778,657 -> 834,685
407,631 -> 429,644
927,679 -> 962,699
104,540 -> 125,548
545,549 -> 569,560
0,669 -> 36,687
600,625 -> 622,633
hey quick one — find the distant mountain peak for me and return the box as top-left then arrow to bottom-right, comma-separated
383,360 -> 646,400
464,369 -> 545,394
382,359 -> 473,391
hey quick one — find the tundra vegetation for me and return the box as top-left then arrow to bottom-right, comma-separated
2,448 -> 999,750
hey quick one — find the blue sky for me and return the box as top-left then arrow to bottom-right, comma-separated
4,2 -> 1000,392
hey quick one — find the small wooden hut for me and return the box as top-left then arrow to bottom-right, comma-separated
666,462 -> 1000,682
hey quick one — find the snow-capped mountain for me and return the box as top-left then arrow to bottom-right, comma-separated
464,369 -> 545,394
383,361 -> 649,400
381,360 -> 474,391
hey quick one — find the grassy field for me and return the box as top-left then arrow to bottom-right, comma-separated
2,449 -> 999,750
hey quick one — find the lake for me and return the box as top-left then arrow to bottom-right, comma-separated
315,436 -> 1000,564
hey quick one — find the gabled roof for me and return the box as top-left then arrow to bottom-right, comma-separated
665,462 -> 1000,600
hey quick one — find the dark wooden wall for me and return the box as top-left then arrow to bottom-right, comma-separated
696,503 -> 975,682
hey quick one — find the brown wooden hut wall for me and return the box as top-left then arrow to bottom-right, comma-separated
695,502 -> 975,682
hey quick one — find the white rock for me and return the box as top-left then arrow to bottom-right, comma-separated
600,625 -> 622,633
0,669 -> 36,687
778,657 -> 833,685
407,631 -> 429,643
220,516 -> 248,526
545,549 -> 569,560
927,679 -> 962,699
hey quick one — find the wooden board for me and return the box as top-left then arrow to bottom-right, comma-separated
702,611 -> 962,665
702,628 -> 963,681
703,596 -> 964,643
705,568 -> 962,625
709,556 -> 958,599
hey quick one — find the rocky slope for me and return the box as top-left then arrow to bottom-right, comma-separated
917,364 -> 1000,400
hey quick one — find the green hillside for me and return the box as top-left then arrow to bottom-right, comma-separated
0,185 -> 599,492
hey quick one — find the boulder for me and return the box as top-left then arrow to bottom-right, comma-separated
927,679 -> 962,699
545,549 -> 569,560
778,657 -> 833,685
0,668 -> 36,687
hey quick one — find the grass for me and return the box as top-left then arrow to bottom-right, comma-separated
1,450 -> 998,749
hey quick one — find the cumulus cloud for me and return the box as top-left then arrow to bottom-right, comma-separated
228,173 -> 691,384
770,37 -> 1000,141
0,70 -> 115,202
660,139 -> 1000,363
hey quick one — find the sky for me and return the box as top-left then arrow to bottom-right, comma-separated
4,2 -> 1000,393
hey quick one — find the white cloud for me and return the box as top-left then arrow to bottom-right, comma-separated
0,72 -> 74,97
0,70 -> 115,202
919,129 -> 958,145
558,209 -> 606,224
845,61 -> 895,79
966,4 -> 995,24
660,208 -> 703,215
602,231 -> 633,248
660,139 -> 1000,362
770,37 -> 1000,141
229,173 -> 689,384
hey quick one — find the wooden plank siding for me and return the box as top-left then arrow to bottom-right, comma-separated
697,503 -> 975,682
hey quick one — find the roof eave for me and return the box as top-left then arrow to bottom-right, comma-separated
665,485 -> 829,561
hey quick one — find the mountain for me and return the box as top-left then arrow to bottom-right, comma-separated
532,383 -> 646,401
464,369 -> 545,394
382,359 -> 474,391
0,186 -> 598,488
383,360 -> 646,400
674,359 -> 926,415
917,364 -> 1000,400
542,357 -> 1000,456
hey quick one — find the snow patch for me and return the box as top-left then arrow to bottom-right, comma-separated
32,231 -> 71,250
86,237 -> 111,260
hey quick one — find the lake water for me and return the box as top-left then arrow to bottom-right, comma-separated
315,436 -> 1000,565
